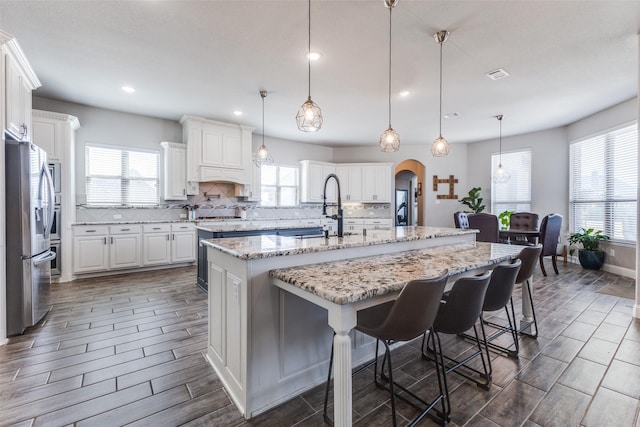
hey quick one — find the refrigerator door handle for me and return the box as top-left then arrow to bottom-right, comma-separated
33,250 -> 57,266
39,164 -> 55,239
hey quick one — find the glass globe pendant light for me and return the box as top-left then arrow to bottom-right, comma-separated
379,0 -> 400,152
492,114 -> 510,183
431,30 -> 450,157
252,90 -> 274,167
296,0 -> 323,132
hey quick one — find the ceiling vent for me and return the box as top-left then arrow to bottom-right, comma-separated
486,68 -> 510,80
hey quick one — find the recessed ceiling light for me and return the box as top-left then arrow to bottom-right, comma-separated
307,52 -> 321,61
443,112 -> 460,119
233,110 -> 243,116
486,68 -> 510,80
121,85 -> 135,93
399,90 -> 411,97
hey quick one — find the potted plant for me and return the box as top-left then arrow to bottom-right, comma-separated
568,228 -> 610,270
459,187 -> 486,214
498,210 -> 514,230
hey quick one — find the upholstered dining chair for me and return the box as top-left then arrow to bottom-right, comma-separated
467,213 -> 499,243
453,211 -> 469,229
509,212 -> 539,245
323,271 -> 450,426
538,214 -> 563,276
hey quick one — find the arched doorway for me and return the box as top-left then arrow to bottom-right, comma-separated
394,159 -> 425,226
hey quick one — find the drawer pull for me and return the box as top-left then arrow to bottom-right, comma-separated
86,230 -> 96,233
121,228 -> 131,231
153,227 -> 161,230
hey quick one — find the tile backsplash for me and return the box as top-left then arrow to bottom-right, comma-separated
76,182 -> 390,223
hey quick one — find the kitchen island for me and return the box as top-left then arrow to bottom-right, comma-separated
201,226 -> 480,418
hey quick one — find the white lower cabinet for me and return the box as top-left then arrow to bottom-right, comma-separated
73,222 -> 195,275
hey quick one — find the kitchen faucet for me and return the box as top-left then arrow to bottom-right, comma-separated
321,173 -> 344,237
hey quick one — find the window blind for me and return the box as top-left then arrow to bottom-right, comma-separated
570,124 -> 637,243
491,149 -> 532,214
85,145 -> 160,206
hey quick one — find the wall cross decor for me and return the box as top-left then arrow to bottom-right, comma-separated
433,175 -> 458,199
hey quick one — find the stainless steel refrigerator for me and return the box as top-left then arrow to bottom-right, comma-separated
5,138 -> 56,336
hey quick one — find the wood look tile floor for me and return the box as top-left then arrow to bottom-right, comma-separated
1,263 -> 639,426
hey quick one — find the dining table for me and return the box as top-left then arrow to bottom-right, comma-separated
499,228 -> 539,244
270,242 -> 526,427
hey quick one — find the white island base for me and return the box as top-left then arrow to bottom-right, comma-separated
203,227 -> 480,418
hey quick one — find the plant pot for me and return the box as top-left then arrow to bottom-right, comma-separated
578,249 -> 605,270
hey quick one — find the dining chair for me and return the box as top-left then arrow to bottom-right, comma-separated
538,214 -> 563,276
509,212 -> 539,245
323,271 -> 450,426
467,213 -> 499,243
515,245 -> 543,338
423,271 -> 493,390
453,211 -> 469,229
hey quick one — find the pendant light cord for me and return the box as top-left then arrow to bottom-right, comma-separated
438,38 -> 443,136
388,5 -> 392,127
307,0 -> 311,98
498,115 -> 503,164
262,93 -> 265,147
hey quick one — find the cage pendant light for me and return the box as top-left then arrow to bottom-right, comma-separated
252,90 -> 274,167
296,0 -> 323,132
379,0 -> 400,152
492,114 -> 510,183
431,30 -> 450,157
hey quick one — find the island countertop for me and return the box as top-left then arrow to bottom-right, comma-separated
269,242 -> 523,304
201,226 -> 477,260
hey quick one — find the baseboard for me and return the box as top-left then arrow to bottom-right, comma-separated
567,256 -> 636,279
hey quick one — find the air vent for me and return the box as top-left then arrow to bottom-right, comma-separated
486,68 -> 510,80
443,112 -> 460,119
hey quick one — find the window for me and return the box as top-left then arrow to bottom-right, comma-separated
570,123 -> 637,243
85,144 -> 160,206
491,149 -> 532,214
260,164 -> 299,207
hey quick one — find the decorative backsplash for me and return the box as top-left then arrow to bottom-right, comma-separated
76,181 -> 391,222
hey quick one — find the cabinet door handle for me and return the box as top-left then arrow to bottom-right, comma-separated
110,237 -> 113,244
172,234 -> 175,240
166,234 -> 170,240
104,237 -> 107,245
21,124 -> 28,138
183,189 -> 186,195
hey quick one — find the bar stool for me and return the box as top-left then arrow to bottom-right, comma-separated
323,271 -> 449,427
515,245 -> 543,338
423,271 -> 492,390
463,259 -> 522,359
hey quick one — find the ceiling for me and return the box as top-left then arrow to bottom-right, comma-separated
1,0 -> 639,148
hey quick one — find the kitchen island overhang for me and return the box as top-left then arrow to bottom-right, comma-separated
201,226 -> 504,419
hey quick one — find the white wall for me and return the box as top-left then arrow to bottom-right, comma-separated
32,96 -> 183,203
332,143 -> 468,227
252,134 -> 333,166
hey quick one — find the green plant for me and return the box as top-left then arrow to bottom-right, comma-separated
568,228 -> 610,254
459,187 -> 485,213
498,210 -> 515,229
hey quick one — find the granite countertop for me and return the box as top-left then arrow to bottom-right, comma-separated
196,222 -> 322,233
73,220 -> 193,226
201,226 -> 478,260
270,242 -> 523,305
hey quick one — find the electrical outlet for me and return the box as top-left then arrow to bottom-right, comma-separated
609,248 -> 615,257
113,214 -> 122,219
179,213 -> 187,218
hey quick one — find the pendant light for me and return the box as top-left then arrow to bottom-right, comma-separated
379,0 -> 400,152
252,90 -> 274,167
296,0 -> 323,132
431,30 -> 450,157
492,114 -> 510,183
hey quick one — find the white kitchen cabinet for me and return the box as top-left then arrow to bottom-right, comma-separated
108,225 -> 142,269
142,224 -> 171,266
180,115 -> 253,185
32,113 -> 61,160
171,223 -> 196,263
300,160 -> 336,203
361,164 -> 392,203
343,218 -> 364,234
161,142 -> 187,201
2,32 -> 40,142
364,218 -> 393,229
72,226 -> 110,273
335,165 -> 362,202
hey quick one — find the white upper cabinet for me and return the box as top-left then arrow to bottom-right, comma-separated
180,115 -> 253,185
2,31 -> 41,142
300,160 -> 336,203
361,164 -> 392,202
161,141 -> 188,200
335,165 -> 363,202
32,110 -> 80,162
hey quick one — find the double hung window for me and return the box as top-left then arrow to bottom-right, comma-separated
85,144 -> 160,206
260,164 -> 299,207
570,123 -> 637,243
491,149 -> 532,214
